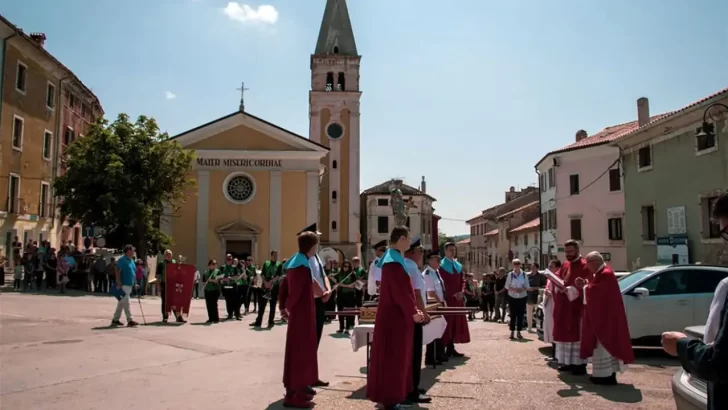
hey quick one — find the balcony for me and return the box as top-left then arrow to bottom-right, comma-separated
38,202 -> 55,218
7,197 -> 28,215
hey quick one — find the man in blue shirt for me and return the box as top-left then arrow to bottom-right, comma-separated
111,244 -> 139,327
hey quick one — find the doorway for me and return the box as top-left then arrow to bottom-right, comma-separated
226,240 -> 252,261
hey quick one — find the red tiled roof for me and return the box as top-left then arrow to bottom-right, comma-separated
534,113 -> 670,168
619,86 -> 728,139
457,238 -> 471,245
510,218 -> 540,233
496,201 -> 539,220
485,228 -> 499,236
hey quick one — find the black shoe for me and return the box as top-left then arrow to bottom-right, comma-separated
571,365 -> 587,376
424,360 -> 443,366
558,365 -> 574,372
304,386 -> 316,395
590,373 -> 617,385
312,380 -> 329,387
418,388 -> 427,394
110,320 -> 124,327
162,318 -> 168,323
267,322 -> 274,328
517,332 -> 524,339
127,320 -> 139,327
510,332 -> 515,340
449,350 -> 464,358
250,322 -> 261,327
226,315 -> 233,321
407,392 -> 431,403
206,320 -> 214,324
176,316 -> 186,323
235,317 -> 242,321
336,329 -> 343,334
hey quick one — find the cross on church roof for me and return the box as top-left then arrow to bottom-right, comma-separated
236,82 -> 250,112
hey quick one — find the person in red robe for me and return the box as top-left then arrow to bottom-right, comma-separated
578,251 -> 634,385
367,226 -> 425,410
438,242 -> 470,358
552,239 -> 593,375
281,231 -> 320,408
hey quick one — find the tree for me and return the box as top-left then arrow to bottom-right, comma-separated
438,232 -> 455,249
54,114 -> 195,259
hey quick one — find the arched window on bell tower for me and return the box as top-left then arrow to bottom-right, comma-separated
325,72 -> 334,91
336,73 -> 346,91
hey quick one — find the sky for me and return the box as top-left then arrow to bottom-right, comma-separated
5,0 -> 727,235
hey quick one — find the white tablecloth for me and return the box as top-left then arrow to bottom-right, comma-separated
350,317 -> 447,352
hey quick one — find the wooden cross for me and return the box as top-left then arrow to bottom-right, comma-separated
237,82 -> 250,111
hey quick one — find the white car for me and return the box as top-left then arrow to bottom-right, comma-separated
536,265 -> 728,344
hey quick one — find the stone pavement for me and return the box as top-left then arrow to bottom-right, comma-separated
0,291 -> 679,409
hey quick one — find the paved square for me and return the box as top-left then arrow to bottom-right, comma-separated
0,292 -> 679,409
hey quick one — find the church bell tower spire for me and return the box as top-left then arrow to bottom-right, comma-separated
309,0 -> 362,259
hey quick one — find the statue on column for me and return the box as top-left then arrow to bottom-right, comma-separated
389,180 -> 408,227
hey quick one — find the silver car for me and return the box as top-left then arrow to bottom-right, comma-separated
672,325 -> 707,410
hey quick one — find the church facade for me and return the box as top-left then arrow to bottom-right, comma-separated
164,0 -> 362,268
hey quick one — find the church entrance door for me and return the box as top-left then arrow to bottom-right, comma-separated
226,240 -> 252,261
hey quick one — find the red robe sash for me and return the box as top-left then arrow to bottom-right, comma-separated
164,263 -> 195,316
282,266 -> 318,391
580,266 -> 635,363
367,262 -> 417,406
439,266 -> 471,345
552,257 -> 592,343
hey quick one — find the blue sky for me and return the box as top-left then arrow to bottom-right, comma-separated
5,0 -> 727,235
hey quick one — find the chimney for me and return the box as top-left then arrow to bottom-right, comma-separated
575,129 -> 588,142
637,97 -> 650,127
420,176 -> 426,193
30,33 -> 46,48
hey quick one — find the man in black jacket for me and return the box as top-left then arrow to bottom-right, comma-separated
662,192 -> 728,410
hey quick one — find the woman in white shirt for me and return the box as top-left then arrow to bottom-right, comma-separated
505,259 -> 530,340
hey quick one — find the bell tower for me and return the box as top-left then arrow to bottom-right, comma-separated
309,0 -> 361,258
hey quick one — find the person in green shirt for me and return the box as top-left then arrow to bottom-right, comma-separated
235,259 -> 250,316
352,257 -> 367,308
251,250 -> 283,328
203,259 -> 221,323
157,249 -> 184,323
335,260 -> 357,334
219,254 -> 242,321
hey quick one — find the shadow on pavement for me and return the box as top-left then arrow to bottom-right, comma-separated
262,398 -> 286,409
556,372 -> 643,403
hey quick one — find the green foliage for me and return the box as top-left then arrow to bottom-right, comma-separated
53,114 -> 195,258
438,232 -> 455,249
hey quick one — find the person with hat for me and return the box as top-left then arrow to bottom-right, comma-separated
403,237 -> 432,404
299,222 -> 331,390
367,226 -> 424,410
439,242 -> 470,358
423,251 -> 447,365
280,231 -> 320,408
366,240 -> 387,299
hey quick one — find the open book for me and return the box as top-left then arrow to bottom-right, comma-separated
544,270 -> 565,289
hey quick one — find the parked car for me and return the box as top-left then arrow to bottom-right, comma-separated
672,325 -> 707,410
535,265 -> 728,344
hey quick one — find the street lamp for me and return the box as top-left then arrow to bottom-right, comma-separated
696,102 -> 728,140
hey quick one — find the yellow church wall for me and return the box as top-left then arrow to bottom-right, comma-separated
339,108 -> 351,242
170,175 -> 198,263
318,109 -> 331,243
280,172 -> 307,258
186,124 -> 302,151
207,169 -> 270,262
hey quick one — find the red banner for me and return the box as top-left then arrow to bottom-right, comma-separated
165,263 -> 196,317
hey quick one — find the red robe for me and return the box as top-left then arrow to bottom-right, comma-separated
282,266 -> 318,391
439,265 -> 471,345
580,266 -> 635,363
553,257 -> 593,343
367,261 -> 417,406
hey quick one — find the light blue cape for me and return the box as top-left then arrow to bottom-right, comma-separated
376,248 -> 407,270
284,252 -> 310,270
440,258 -> 462,274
